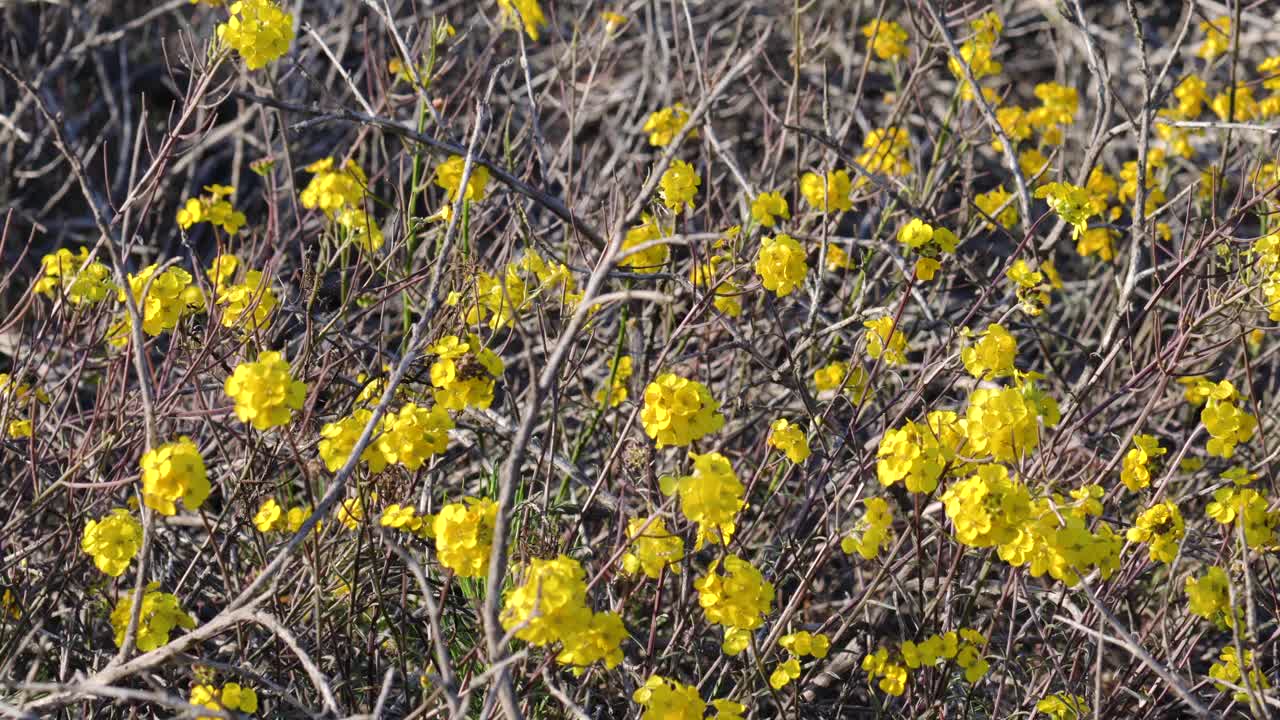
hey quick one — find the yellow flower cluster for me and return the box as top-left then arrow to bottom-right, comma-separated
1196,16 -> 1230,61
141,436 -> 211,516
855,127 -> 912,187
190,682 -> 259,717
224,351 -> 306,431
301,157 -> 369,215
110,582 -> 196,651
1209,646 -> 1271,703
842,496 -> 894,560
768,418 -> 809,463
998,486 -> 1122,587
81,509 -> 143,576
813,360 -> 869,401
975,185 -> 1017,230
497,0 -> 548,41
961,322 -> 1016,379
633,675 -> 744,720
1186,565 -> 1237,628
116,264 -> 203,338
964,377 -> 1058,462
318,409 -> 392,473
34,247 -> 113,305
658,160 -> 700,213
896,217 -> 958,282
521,250 -> 583,309
770,631 -> 830,689
429,334 -> 504,410
619,213 -> 671,273
1035,182 -> 1096,240
941,465 -> 1032,548
1120,434 -> 1165,492
253,498 -> 314,533
695,554 -> 774,655
750,190 -> 789,227
864,629 -> 987,696
1126,500 -> 1184,564
799,169 -> 852,212
1036,693 -> 1089,720
595,355 -> 633,407
862,20 -> 908,62
446,264 -> 528,329
1200,379 -> 1256,458
377,403 -> 453,470
0,374 -> 47,439
1206,486 -> 1278,548
755,233 -> 808,297
622,516 -> 684,579
948,11 -> 1003,100
429,497 -> 497,578
662,452 -> 745,548
690,252 -> 743,317
1005,258 -> 1062,316
500,555 -> 627,674
216,268 -> 277,331
642,103 -> 693,147
876,410 -> 967,494
217,0 -> 294,70
176,184 -> 246,235
380,503 -> 429,537
338,494 -> 372,530
640,372 -> 724,447
434,154 -> 492,203
863,316 -> 907,365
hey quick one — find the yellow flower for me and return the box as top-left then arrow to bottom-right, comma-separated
799,170 -> 852,212
430,497 -> 498,578
428,334 -> 504,411
110,583 -> 196,651
695,554 -> 773,654
640,373 -> 725,447
855,127 -> 912,185
825,244 -> 853,271
1210,646 -> 1271,702
770,657 -> 802,689
140,437 -> 210,516
862,20 -> 908,61
596,355 -> 633,407
662,452 -> 745,548
750,190 -> 789,227
33,247 -> 113,305
217,0 -> 294,70
619,213 -> 671,273
500,555 -> 589,646
253,498 -> 285,533
1197,16 -> 1231,60
497,0 -> 548,41
1201,382 -> 1256,458
1076,227 -> 1117,262
1186,565 -> 1237,628
941,464 -> 1032,548
876,411 -> 967,494
1036,693 -> 1089,720
336,208 -> 384,253
176,185 -> 246,234
755,233 -> 808,297
621,516 -> 684,579
1006,259 -> 1061,316
117,264 -> 202,338
434,155 -> 492,202
768,418 -> 810,463
977,186 -> 1018,231
841,497 -> 894,559
632,676 -> 706,719
642,103 -> 693,147
1035,182 -> 1095,239
378,403 -> 453,470
81,509 -> 143,576
1120,434 -> 1165,492
318,409 -> 393,473
300,157 -> 368,216
813,361 -> 869,401
1126,500 -> 1184,564
862,647 -> 908,696
216,269 -> 277,331
658,160 -> 700,213
863,316 -> 907,365
960,323 -> 1017,379
224,351 -> 306,431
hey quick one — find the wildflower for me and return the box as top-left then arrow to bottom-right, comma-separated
632,676 -> 706,719
190,682 -> 259,717
501,556 -> 599,653
206,254 -> 240,292
1206,487 -> 1278,548
300,157 -> 368,215
318,409 -> 393,473
1210,646 -> 1271,703
216,269 -> 277,331
750,190 -> 789,227
755,233 -> 808,297
224,351 -> 306,431
1036,694 -> 1089,720
1126,501 -> 1184,563
110,582 -> 196,651
428,334 -> 504,411
34,248 -> 113,305
556,610 -> 627,674
446,265 -> 528,329
1076,227 -> 1117,262
286,505 -> 313,532
964,383 -> 1055,462
813,361 -> 869,401
863,316 -> 907,365
602,11 -> 628,36
862,647 -> 908,695
1211,83 -> 1259,121
1186,565 -> 1237,628
337,495 -> 371,530
176,184 -> 246,234
595,355 -> 633,407
140,437 -> 210,516
825,244 -> 853,271
116,265 -> 202,338
1172,75 -> 1208,118
640,373 -> 725,447
842,497 -> 894,559
380,503 -> 423,535
430,497 -> 498,577
1120,434 -> 1165,492
619,213 -> 671,273
961,323 -> 1017,379
1196,16 -> 1231,60
336,208 -> 384,253
975,186 -> 1017,230
690,255 -> 743,317
855,127 -> 912,185
1028,82 -> 1079,140
658,160 -> 700,212
862,20 -> 909,61
378,403 -> 453,470
253,498 -> 285,533
770,657 -> 802,689
876,410 -> 967,494
497,0 -> 548,41
622,516 -> 684,579
947,11 -> 1003,100
81,509 -> 143,576
1200,381 -> 1256,458
799,169 -> 852,212
942,464 -> 1032,548
1035,182 -> 1095,239
695,554 -> 774,655
662,452 -> 745,548
217,0 -> 294,70
768,419 -> 809,463
642,103 -> 693,147
1018,147 -> 1050,179
433,154 -> 492,203
7,420 -> 31,438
